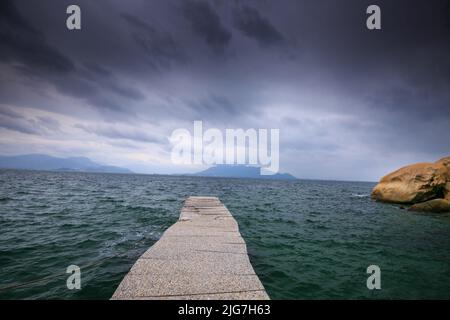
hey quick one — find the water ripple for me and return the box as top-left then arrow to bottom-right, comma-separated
0,170 -> 449,299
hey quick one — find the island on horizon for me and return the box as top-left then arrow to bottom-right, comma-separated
0,154 -> 133,174
191,164 -> 297,181
0,154 -> 300,181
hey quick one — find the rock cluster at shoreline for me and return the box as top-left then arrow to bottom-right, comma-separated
371,157 -> 450,213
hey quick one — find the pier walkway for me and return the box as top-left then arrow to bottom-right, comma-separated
112,196 -> 269,300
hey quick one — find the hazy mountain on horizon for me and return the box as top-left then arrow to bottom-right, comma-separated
192,165 -> 297,181
0,154 -> 133,174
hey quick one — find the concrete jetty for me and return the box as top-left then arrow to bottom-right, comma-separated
112,196 -> 269,300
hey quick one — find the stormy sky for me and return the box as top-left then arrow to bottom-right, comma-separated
0,0 -> 449,181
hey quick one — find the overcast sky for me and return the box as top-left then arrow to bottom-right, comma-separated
1,0 -> 449,181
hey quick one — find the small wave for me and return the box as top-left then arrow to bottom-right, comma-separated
97,197 -> 125,204
313,224 -> 329,230
350,194 -> 369,198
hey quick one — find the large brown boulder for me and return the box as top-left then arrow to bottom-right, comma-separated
408,199 -> 450,213
371,157 -> 450,204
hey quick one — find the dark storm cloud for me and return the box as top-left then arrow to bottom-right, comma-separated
0,0 -> 450,179
186,95 -> 243,120
182,0 -> 232,52
83,63 -> 111,77
81,64 -> 145,101
232,5 -> 284,47
0,1 -> 74,74
121,13 -> 185,69
105,80 -> 144,101
0,0 -> 146,115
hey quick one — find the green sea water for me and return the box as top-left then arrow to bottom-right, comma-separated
0,170 -> 449,299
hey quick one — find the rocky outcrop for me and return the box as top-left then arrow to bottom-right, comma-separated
446,182 -> 450,201
408,199 -> 450,213
371,157 -> 450,213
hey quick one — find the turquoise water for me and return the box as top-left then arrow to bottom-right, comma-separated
0,170 -> 449,299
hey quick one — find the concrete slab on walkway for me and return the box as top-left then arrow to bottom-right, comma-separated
111,196 -> 269,300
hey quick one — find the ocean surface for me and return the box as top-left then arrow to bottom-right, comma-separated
0,170 -> 449,299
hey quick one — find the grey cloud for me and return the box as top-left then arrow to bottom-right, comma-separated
0,0 -> 75,75
75,123 -> 164,144
106,81 -> 145,101
122,13 -> 185,69
233,5 -> 284,47
34,72 -> 125,113
83,63 -> 112,78
82,64 -> 145,101
108,140 -> 142,150
365,84 -> 450,123
0,115 -> 41,135
184,95 -> 250,124
35,116 -> 61,132
0,108 -> 61,136
0,0 -> 450,180
0,106 -> 23,119
0,1 -> 145,115
182,0 -> 232,52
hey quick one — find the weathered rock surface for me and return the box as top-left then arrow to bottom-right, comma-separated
408,199 -> 450,213
371,157 -> 450,205
446,183 -> 450,201
372,157 -> 450,213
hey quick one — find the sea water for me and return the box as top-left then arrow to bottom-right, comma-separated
0,170 -> 449,299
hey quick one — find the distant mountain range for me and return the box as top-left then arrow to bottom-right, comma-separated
0,154 -> 133,174
0,155 -> 298,179
192,165 -> 297,181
